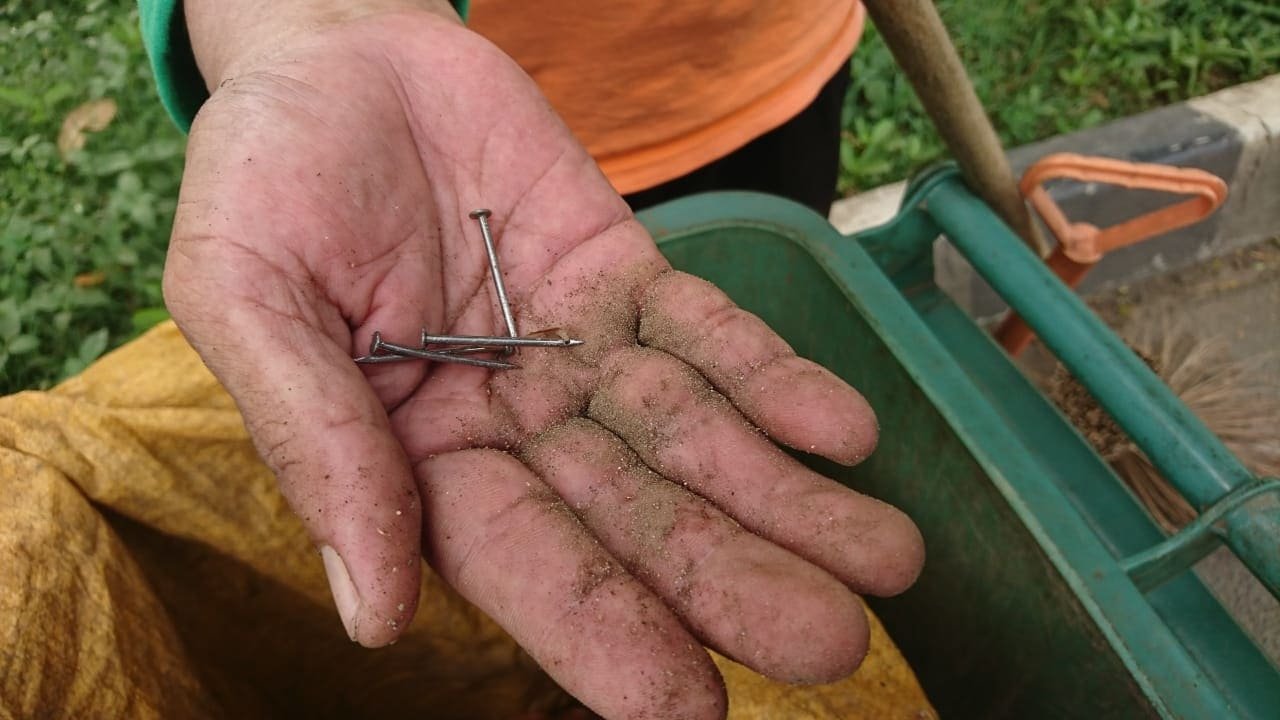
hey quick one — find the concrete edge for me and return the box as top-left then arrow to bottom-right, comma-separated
829,73 -> 1280,318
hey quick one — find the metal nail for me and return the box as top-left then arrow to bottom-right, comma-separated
369,330 -> 387,357
469,208 -> 519,345
354,354 -> 413,364
420,329 -> 583,349
376,337 -> 520,370
358,331 -> 519,369
350,209 -> 584,371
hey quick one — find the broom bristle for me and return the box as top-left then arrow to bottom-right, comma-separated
1045,316 -> 1278,533
1126,319 -> 1280,479
1109,450 -> 1197,534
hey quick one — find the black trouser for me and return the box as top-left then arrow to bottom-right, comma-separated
623,66 -> 850,215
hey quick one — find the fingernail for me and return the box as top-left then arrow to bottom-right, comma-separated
320,545 -> 360,641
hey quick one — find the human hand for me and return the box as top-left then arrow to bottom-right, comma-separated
168,2 -> 924,717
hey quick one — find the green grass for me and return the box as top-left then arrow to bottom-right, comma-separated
2,0 -> 1278,392
2,0 -> 184,392
841,0 -> 1280,193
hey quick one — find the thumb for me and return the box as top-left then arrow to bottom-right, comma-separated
165,256 -> 423,648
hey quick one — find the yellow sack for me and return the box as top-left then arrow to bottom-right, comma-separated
0,322 -> 936,719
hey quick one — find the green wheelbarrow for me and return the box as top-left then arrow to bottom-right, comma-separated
638,165 -> 1280,719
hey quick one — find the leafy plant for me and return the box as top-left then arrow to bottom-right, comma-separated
1,0 -> 183,392
840,0 -> 1280,193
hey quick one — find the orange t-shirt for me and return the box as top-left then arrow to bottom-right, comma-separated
469,2 -> 865,194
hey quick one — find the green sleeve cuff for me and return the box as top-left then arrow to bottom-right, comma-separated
138,0 -> 471,134
138,0 -> 204,133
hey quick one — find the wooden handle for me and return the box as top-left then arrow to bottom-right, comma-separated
860,0 -> 1048,256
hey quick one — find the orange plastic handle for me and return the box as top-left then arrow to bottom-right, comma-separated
1020,153 -> 1228,263
997,154 -> 1228,356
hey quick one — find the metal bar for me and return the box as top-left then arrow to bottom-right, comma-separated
1122,478 -> 1280,592
924,175 -> 1278,598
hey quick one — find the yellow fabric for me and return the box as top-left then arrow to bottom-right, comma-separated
0,321 -> 936,719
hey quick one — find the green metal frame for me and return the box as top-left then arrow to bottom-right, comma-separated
906,167 -> 1280,598
638,169 -> 1279,718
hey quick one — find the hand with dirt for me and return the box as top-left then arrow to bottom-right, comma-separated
170,2 -> 924,717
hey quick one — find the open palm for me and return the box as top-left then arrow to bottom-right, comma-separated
167,11 -> 922,719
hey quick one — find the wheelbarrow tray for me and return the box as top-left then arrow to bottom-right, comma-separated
638,173 -> 1279,719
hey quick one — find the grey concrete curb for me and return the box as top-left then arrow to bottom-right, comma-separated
829,73 -> 1280,318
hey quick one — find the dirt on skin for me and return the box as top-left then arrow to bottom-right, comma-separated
572,553 -> 622,601
521,418 -> 683,584
472,259 -> 756,629
519,415 -> 862,684
635,274 -> 769,395
438,258 -> 868,706
456,258 -> 671,447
